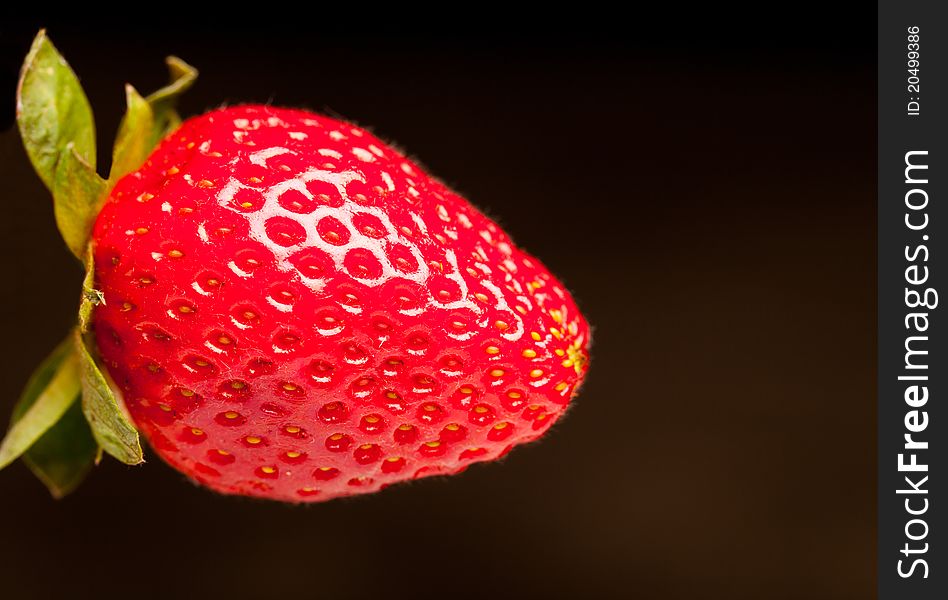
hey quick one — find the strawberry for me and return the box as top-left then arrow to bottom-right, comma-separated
0,31 -> 590,502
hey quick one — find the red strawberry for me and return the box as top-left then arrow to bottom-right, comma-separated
93,105 -> 590,501
1,31 -> 589,502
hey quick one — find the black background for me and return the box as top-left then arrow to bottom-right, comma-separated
0,9 -> 875,600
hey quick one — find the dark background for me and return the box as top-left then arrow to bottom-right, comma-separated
0,9 -> 875,600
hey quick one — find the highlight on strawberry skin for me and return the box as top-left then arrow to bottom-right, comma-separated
0,30 -> 590,502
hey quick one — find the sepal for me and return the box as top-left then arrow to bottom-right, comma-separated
52,144 -> 107,260
144,56 -> 198,148
108,84 -> 155,187
107,56 -> 198,186
0,335 -> 96,497
75,328 -> 143,466
16,30 -> 96,192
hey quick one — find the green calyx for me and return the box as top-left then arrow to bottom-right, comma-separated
1,29 -> 198,497
17,30 -> 197,260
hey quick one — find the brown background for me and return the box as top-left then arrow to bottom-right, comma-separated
0,9 -> 875,600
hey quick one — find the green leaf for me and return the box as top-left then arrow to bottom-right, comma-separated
0,337 -> 82,471
105,57 -> 197,194
3,336 -> 98,498
16,29 -> 96,192
21,400 -> 97,498
74,330 -> 143,465
52,143 -> 107,260
145,56 -> 197,148
108,84 -> 155,186
6,335 -> 98,498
